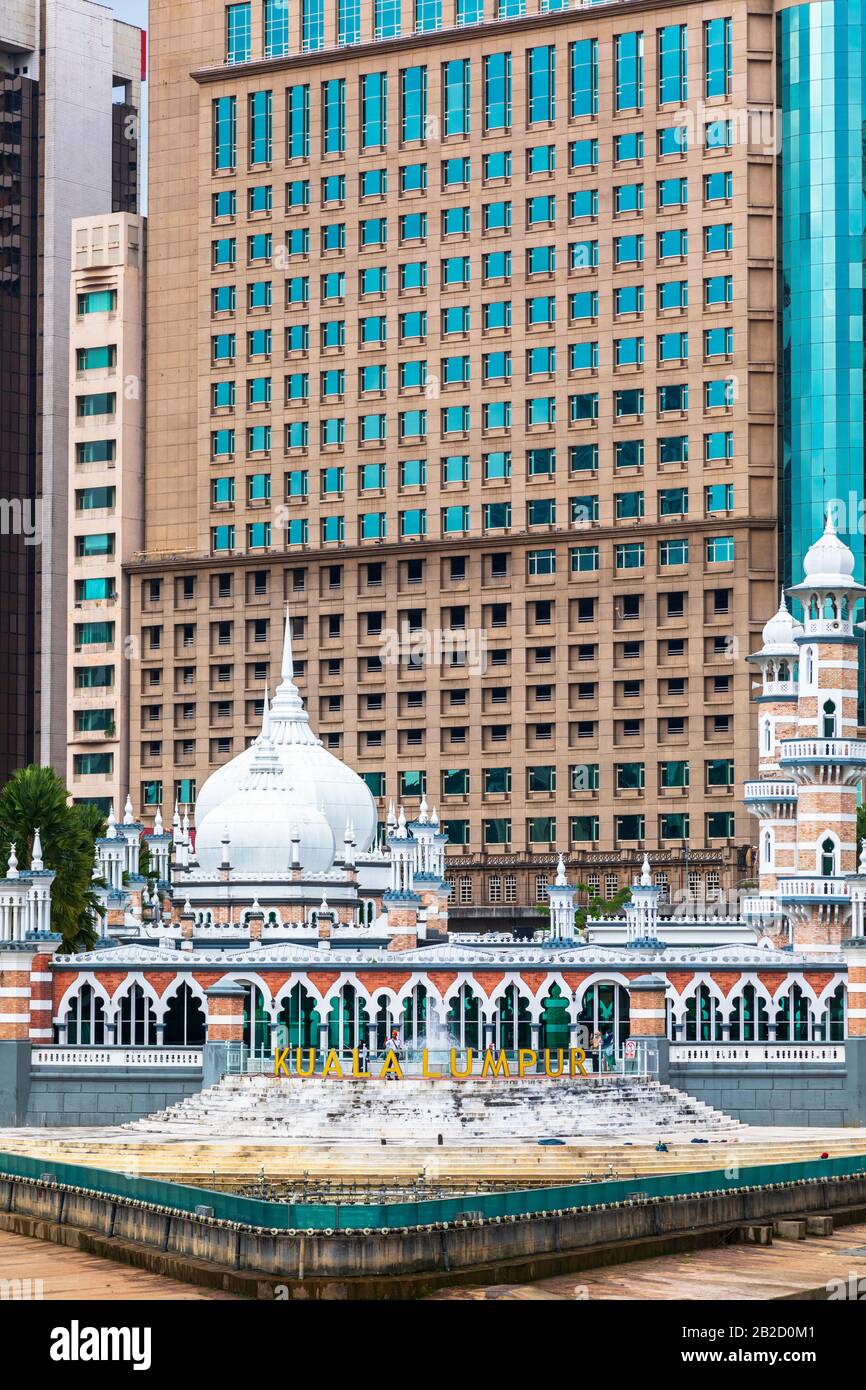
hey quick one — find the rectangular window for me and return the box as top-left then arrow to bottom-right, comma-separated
615,31 -> 644,112
484,52 -> 512,131
322,79 -> 346,154
401,65 -> 427,142
443,58 -> 471,136
415,0 -> 442,30
287,85 -> 310,159
264,0 -> 289,56
213,96 -> 237,170
302,0 -> 324,51
375,0 -> 401,37
361,72 -> 388,147
226,2 -> 251,63
338,0 -> 361,44
569,38 -> 598,117
657,24 -> 687,103
249,91 -> 272,164
705,17 -> 732,98
527,45 -> 556,123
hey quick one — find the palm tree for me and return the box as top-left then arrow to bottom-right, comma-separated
0,765 -> 105,952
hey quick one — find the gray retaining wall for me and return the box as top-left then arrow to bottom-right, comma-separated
24,1068 -> 203,1126
670,1064 -> 850,1127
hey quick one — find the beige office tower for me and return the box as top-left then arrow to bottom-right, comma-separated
67,213 -> 146,815
130,0 -> 778,911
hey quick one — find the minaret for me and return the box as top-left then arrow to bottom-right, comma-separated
623,854 -> 664,947
777,515 -> 866,950
546,854 -> 577,942
742,592 -> 802,940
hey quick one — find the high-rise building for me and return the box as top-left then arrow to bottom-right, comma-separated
66,213 -> 146,815
131,0 -> 816,907
0,0 -> 143,788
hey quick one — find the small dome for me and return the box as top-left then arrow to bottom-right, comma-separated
194,729 -> 335,875
801,513 -> 856,585
760,592 -> 802,653
194,612 -> 377,849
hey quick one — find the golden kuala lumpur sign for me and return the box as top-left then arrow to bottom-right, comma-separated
273,1047 -> 589,1079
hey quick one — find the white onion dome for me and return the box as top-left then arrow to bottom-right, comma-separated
193,612 -> 378,850
798,513 -> 857,586
758,592 -> 802,656
194,713 -> 335,874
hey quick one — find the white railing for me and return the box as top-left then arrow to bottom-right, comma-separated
743,780 -> 798,800
741,895 -> 787,918
780,738 -> 866,761
670,1043 -> 845,1065
31,1048 -> 203,1068
776,877 -> 852,899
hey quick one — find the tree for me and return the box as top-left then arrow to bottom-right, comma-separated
535,884 -> 632,938
0,766 -> 105,953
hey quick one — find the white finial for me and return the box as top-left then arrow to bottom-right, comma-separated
123,794 -> 134,825
182,897 -> 193,916
182,810 -> 190,836
31,827 -> 43,872
261,686 -> 271,739
7,844 -> 18,879
860,841 -> 866,875
153,806 -> 163,835
220,822 -> 230,867
397,805 -> 407,836
825,509 -> 838,537
106,806 -> 117,839
281,607 -> 294,683
319,894 -> 330,915
555,853 -> 567,887
430,806 -> 440,829
418,794 -> 429,824
251,896 -> 262,915
386,800 -> 397,829
172,798 -> 180,828
640,854 -> 652,886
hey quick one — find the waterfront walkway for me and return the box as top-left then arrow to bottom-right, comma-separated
0,1229 -> 240,1300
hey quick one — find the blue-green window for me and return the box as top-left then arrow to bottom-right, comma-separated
361,412 -> 386,440
78,289 -> 116,315
212,524 -> 236,552
360,357 -> 385,388
527,45 -> 555,123
76,485 -> 115,511
76,439 -> 116,464
322,79 -> 346,154
443,58 -> 471,136
616,543 -> 644,570
614,336 -> 643,367
400,508 -> 427,537
213,189 -> 236,218
212,334 -> 236,362
569,290 -> 598,320
569,342 -> 598,371
706,534 -> 734,563
212,237 -> 236,267
286,227 -> 309,255
658,125 -> 687,157
321,272 -> 345,300
570,444 -> 598,472
658,330 -> 688,362
658,228 -> 687,258
443,255 -> 470,285
704,169 -> 732,201
704,17 -> 732,98
76,345 -> 116,370
659,487 -> 688,516
706,812 -> 734,839
569,392 -> 598,421
302,0 -> 324,51
74,753 -> 114,776
287,179 -> 310,209
705,482 -> 733,512
361,217 -> 387,247
483,502 -> 512,530
614,182 -> 643,214
658,383 -> 687,411
242,376 -> 269,411
569,138 -> 598,171
483,451 -> 511,482
338,0 -> 361,44
615,32 -> 644,112
483,401 -> 510,429
401,66 -> 427,141
528,143 -> 556,174
613,235 -> 643,265
361,72 -> 388,147
705,326 -> 733,357
658,279 -> 687,310
660,814 -> 689,840
528,194 -> 555,225
400,408 -> 427,437
320,174 -> 342,204
249,91 -> 272,164
444,205 -> 470,235
247,475 -> 271,503
443,156 -> 471,186
484,53 -> 511,131
286,422 -> 309,448
75,578 -> 115,602
247,424 -> 272,453
400,457 -> 426,486
213,96 -> 236,169
615,284 -> 643,314
705,222 -> 733,254
658,24 -> 687,103
212,476 -> 235,504
705,430 -> 733,461
658,176 -> 688,208
484,300 -> 511,330
705,274 -> 733,306
415,0 -> 442,32
658,435 -> 688,463
375,0 -> 401,38
286,372 -> 308,400
528,246 -> 555,274
321,369 -> 345,398
457,0 -> 482,19
659,538 -> 688,565
75,533 -> 114,558
321,515 -> 345,543
287,518 -> 308,545
705,378 -> 733,409
400,162 -> 427,193
264,0 -> 289,55
321,223 -> 345,252
527,347 -> 555,376
287,469 -> 309,496
286,275 -> 309,304
706,117 -> 732,149
226,2 -> 251,63
569,38 -> 598,117
615,389 -> 643,418
484,150 -> 511,179
614,132 -> 644,163
443,454 -> 470,483
570,544 -> 598,572
77,392 -> 115,417
484,250 -> 511,280
443,304 -> 470,333
442,404 -> 470,433
443,353 -> 470,382
248,520 -> 272,548
287,85 -> 310,159
569,192 -> 599,226
442,505 -> 469,534
361,512 -> 387,539
248,185 -> 271,214
360,315 -> 386,344
615,440 -> 644,469
247,327 -> 272,355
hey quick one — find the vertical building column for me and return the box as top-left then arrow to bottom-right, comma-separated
202,982 -> 246,1087
627,973 -> 669,1083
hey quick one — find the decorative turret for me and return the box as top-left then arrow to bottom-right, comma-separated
624,855 -> 664,948
546,854 -> 577,942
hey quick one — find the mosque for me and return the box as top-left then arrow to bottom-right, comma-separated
2,518 -> 866,1127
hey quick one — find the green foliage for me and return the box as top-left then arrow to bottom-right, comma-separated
535,883 -> 632,937
0,766 -> 105,953
858,805 -> 866,863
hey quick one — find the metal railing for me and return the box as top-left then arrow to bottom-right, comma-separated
30,1047 -> 203,1068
